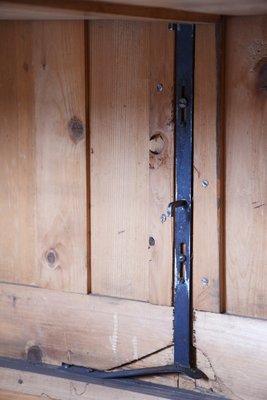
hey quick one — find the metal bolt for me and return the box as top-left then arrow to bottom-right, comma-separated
156,83 -> 163,93
178,98 -> 188,109
179,255 -> 186,263
160,214 -> 167,223
201,277 -> 209,286
201,179 -> 209,188
168,23 -> 175,31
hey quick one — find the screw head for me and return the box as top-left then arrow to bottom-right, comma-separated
178,98 -> 188,109
201,180 -> 209,188
179,255 -> 186,263
156,83 -> 163,93
160,214 -> 167,223
201,277 -> 209,286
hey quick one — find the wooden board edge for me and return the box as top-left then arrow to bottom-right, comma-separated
0,0 -> 220,23
194,311 -> 267,400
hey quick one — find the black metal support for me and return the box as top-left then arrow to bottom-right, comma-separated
60,363 -> 204,379
173,24 -> 195,368
0,357 -> 219,400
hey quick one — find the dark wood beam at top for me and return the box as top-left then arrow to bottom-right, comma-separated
0,0 -> 219,23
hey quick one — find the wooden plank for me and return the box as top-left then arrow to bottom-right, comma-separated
148,22 -> 174,306
34,21 -> 87,293
0,390 -> 41,400
0,1 -> 219,23
0,22 -> 36,285
193,23 -> 223,312
0,21 -> 87,293
0,282 -> 173,370
225,16 -> 267,318
89,21 -> 150,301
195,311 -> 267,400
1,0 -> 267,18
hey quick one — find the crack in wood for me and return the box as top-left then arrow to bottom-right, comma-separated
107,344 -> 174,371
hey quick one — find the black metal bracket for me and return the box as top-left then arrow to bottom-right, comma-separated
172,23 -> 195,368
60,362 -> 205,380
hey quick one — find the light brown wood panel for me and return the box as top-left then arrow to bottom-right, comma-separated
33,21 -> 87,293
0,390 -> 41,400
0,21 -> 88,293
193,23 -> 223,312
0,0 -> 219,22
195,311 -> 267,400
148,23 -> 174,306
0,22 -> 36,285
225,16 -> 267,318
0,282 -> 173,370
90,21 -> 150,301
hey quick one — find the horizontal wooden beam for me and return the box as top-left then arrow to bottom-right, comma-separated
0,0 -> 219,23
195,311 -> 267,400
0,282 -> 173,370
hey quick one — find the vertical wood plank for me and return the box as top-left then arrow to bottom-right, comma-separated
225,16 -> 267,318
148,23 -> 174,306
34,21 -> 87,292
0,22 -> 36,285
90,21 -> 150,301
193,24 -> 223,312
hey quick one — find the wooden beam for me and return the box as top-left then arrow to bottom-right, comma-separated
195,311 -> 267,400
148,22 -> 174,306
0,390 -> 42,400
0,0 -> 219,23
225,16 -> 267,319
89,20 -> 150,301
193,22 -> 224,312
0,282 -> 173,370
0,21 -> 88,293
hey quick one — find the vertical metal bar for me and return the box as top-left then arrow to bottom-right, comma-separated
173,24 -> 195,367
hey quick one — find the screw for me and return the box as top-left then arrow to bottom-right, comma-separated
201,179 -> 209,188
201,277 -> 209,286
160,214 -> 167,223
179,255 -> 186,263
178,98 -> 188,109
156,83 -> 163,92
18,379 -> 23,385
